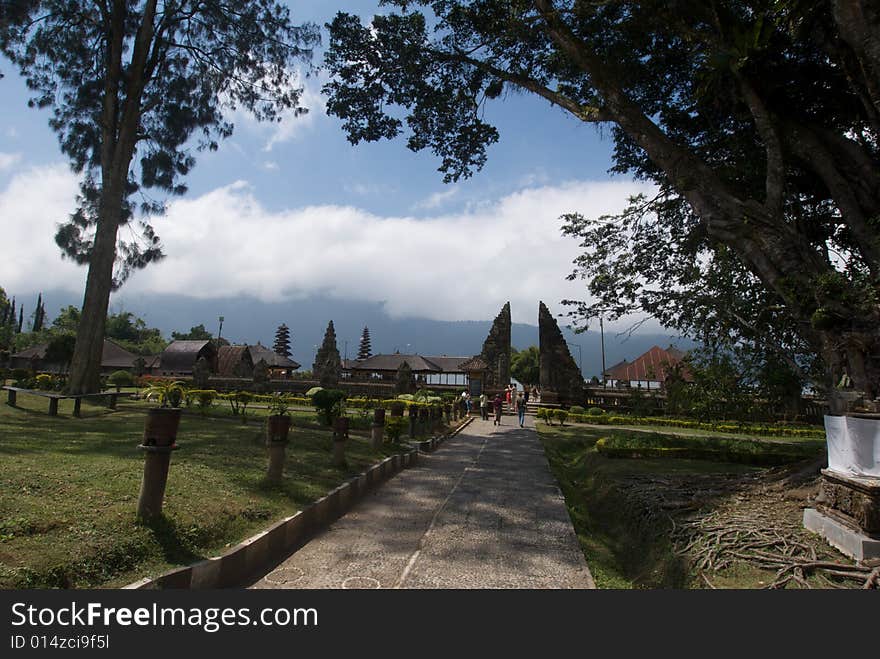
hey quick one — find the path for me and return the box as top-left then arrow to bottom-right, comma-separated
248,414 -> 595,589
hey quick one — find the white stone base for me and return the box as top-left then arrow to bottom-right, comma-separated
803,508 -> 880,562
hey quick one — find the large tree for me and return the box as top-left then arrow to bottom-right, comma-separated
1,2 -> 319,393
323,0 -> 880,405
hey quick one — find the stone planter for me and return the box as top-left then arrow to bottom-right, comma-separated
266,415 -> 292,482
267,414 -> 292,443
370,408 -> 385,450
333,417 -> 350,467
143,408 -> 182,447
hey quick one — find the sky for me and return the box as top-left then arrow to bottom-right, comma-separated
0,1 -> 656,334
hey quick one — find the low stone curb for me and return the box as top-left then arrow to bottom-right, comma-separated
414,415 -> 474,453
123,448 -> 419,590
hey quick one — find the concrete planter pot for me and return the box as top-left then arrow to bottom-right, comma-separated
143,408 -> 182,447
267,414 -> 292,443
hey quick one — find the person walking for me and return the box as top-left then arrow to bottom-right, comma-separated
523,387 -> 530,405
465,392 -> 472,416
479,392 -> 489,420
516,393 -> 527,427
493,393 -> 503,426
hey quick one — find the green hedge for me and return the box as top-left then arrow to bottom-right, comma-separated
595,434 -> 818,465
564,412 -> 824,438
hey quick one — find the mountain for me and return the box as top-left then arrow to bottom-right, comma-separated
31,289 -> 696,378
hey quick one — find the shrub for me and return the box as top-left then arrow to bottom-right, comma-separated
34,374 -> 55,391
554,409 -> 569,425
569,405 -> 586,415
385,417 -> 407,443
107,370 -> 133,391
195,390 -> 218,414
587,407 -> 605,416
313,388 -> 346,426
536,408 -> 553,425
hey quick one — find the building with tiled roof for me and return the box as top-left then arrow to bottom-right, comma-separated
10,338 -> 144,374
156,340 -> 217,376
343,353 -> 474,389
248,343 -> 300,378
605,345 -> 689,389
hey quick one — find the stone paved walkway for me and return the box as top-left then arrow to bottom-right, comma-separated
248,414 -> 595,589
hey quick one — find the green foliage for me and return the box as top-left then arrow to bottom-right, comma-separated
510,346 -> 540,386
587,407 -> 605,416
594,433 -> 821,465
107,370 -> 133,389
267,393 -> 290,417
34,374 -> 54,391
554,409 -> 569,426
569,405 -> 586,415
385,417 -> 407,443
171,324 -> 212,341
142,380 -> 186,408
192,390 -> 217,415
312,389 -> 346,427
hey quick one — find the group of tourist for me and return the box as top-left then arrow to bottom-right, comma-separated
459,383 -> 541,428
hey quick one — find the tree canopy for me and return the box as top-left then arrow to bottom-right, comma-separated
511,345 -> 540,386
323,1 -> 880,402
171,324 -> 212,342
1,1 -> 319,392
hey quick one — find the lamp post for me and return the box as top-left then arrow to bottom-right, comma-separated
217,316 -> 224,342
599,315 -> 607,389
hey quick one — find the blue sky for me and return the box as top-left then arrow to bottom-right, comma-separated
0,1 -> 655,330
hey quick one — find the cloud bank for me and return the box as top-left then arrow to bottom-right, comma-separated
0,163 -> 652,324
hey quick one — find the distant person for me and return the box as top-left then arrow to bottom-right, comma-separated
523,388 -> 530,405
493,393 -> 503,426
460,390 -> 468,416
465,392 -> 472,415
516,393 -> 527,427
480,392 -> 489,420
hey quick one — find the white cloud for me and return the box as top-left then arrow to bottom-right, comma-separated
0,163 -> 83,293
261,161 -> 279,171
0,165 -> 654,325
0,152 -> 22,171
411,187 -> 459,211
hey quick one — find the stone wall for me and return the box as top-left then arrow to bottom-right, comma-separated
538,301 -> 584,406
479,302 -> 511,391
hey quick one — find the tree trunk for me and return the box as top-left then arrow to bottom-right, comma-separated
66,189 -> 125,394
66,1 -> 156,394
832,0 -> 880,113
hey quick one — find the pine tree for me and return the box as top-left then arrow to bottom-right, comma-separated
32,293 -> 45,332
273,323 -> 291,358
357,326 -> 372,360
312,320 -> 342,388
17,306 -> 24,334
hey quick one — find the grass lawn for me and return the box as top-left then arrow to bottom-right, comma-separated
0,392 -> 412,588
537,422 -> 766,589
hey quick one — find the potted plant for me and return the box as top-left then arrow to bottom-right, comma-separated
267,393 -> 292,442
141,380 -> 186,447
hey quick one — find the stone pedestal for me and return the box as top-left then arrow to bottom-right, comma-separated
137,444 -> 179,519
804,469 -> 880,561
370,408 -> 385,450
266,440 -> 287,482
815,469 -> 880,534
